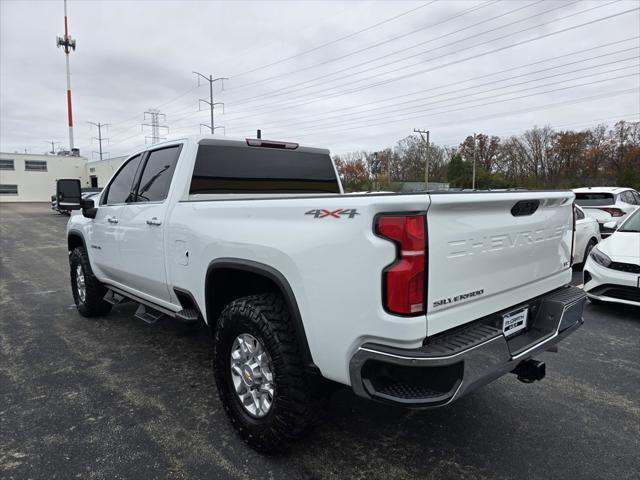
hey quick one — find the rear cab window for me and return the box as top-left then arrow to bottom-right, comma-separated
574,192 -> 615,206
189,143 -> 340,194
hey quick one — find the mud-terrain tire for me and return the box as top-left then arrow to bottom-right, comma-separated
69,247 -> 112,317
213,293 -> 314,453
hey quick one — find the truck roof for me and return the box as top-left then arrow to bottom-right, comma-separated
139,135 -> 331,157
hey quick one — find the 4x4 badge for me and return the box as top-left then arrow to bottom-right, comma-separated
305,209 -> 360,219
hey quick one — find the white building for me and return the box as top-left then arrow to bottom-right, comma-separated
86,156 -> 126,188
0,152 -> 126,203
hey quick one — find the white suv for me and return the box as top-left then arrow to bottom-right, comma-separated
573,187 -> 640,235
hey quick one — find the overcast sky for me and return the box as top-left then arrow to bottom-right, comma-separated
1,0 -> 638,158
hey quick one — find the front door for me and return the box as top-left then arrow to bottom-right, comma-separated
89,153 -> 144,281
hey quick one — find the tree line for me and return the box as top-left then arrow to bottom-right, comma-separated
333,120 -> 640,191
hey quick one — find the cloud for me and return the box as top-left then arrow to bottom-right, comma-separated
1,0 -> 638,157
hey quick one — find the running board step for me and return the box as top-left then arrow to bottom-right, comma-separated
103,290 -> 127,305
175,308 -> 199,324
134,304 -> 164,324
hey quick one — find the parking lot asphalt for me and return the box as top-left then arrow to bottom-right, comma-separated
0,203 -> 638,480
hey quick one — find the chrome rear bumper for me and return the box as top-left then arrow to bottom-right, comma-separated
349,286 -> 586,407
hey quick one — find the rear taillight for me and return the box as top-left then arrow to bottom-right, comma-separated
375,214 -> 426,315
597,207 -> 625,217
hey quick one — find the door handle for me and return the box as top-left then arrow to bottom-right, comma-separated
107,216 -> 119,224
146,217 -> 162,226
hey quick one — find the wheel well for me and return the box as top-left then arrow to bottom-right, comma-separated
206,268 -> 281,325
68,233 -> 85,252
205,260 -> 315,369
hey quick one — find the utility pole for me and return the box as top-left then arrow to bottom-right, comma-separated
56,0 -> 77,153
89,121 -> 109,161
142,109 -> 169,144
193,72 -> 227,134
43,140 -> 61,154
472,133 -> 477,190
414,129 -> 430,189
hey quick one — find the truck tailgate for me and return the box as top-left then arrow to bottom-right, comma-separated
425,191 -> 574,336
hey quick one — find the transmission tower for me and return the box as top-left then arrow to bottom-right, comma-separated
142,109 -> 169,144
89,121 -> 109,160
193,72 -> 227,134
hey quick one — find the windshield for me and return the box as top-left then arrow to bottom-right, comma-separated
574,192 -> 615,206
619,209 -> 640,232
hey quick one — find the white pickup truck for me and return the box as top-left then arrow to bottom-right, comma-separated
59,135 -> 586,452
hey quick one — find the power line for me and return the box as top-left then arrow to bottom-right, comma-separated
284,88 -> 639,139
433,113 -> 640,147
228,0 -> 499,91
224,3 -> 634,116
165,39 -> 640,130
233,58 -> 639,132
107,85 -> 202,130
101,7 -> 638,144
152,52 -> 640,141
229,1 -> 438,78
264,72 -> 639,136
225,0 -> 584,105
219,2 -> 354,74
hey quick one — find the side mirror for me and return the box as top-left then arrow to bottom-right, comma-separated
81,198 -> 98,219
603,221 -> 617,230
56,179 -> 82,211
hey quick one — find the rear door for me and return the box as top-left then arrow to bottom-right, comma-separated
116,144 -> 182,302
425,191 -> 574,335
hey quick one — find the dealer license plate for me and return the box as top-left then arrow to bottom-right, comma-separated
502,308 -> 528,336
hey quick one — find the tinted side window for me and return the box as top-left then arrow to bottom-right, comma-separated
104,154 -> 143,205
633,191 -> 640,204
190,144 -> 340,194
135,145 -> 181,202
622,191 -> 636,204
575,207 -> 584,220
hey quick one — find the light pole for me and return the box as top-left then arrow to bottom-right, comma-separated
414,129 -> 430,189
472,133 -> 477,190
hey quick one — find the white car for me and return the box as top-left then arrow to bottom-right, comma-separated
584,208 -> 640,307
573,205 -> 601,266
573,187 -> 640,235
